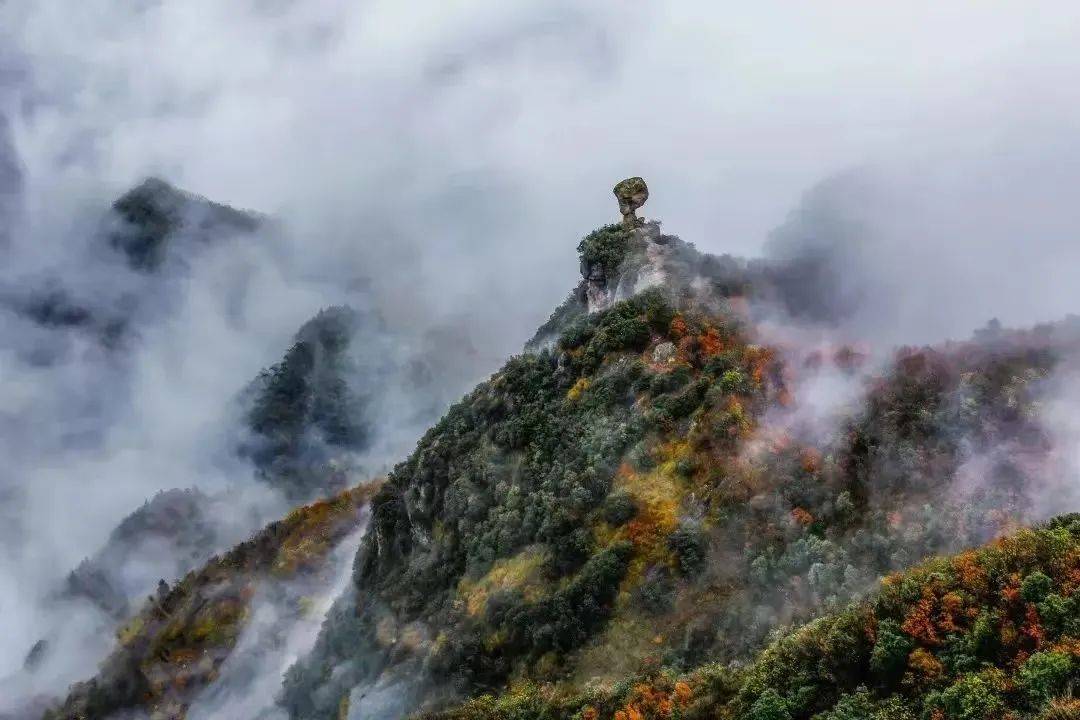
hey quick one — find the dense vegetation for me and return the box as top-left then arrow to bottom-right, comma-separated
279,218 -> 794,716
44,211 -> 1080,720
578,224 -> 633,278
242,306 -> 372,501
427,514 -> 1080,720
283,222 -> 1074,719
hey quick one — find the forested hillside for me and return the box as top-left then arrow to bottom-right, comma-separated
430,514 -> 1080,720
44,198 -> 1080,720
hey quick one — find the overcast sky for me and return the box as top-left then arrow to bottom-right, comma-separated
2,1 -> 1079,348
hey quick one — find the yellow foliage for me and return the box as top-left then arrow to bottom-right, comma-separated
567,377 -> 591,401
908,647 -> 944,679
572,614 -> 660,684
117,615 -> 145,646
273,482 -> 377,577
605,452 -> 689,589
458,546 -> 549,617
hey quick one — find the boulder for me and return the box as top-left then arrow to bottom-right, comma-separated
613,176 -> 649,228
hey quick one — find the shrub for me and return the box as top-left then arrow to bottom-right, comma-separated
638,573 -> 676,616
1019,652 -> 1073,708
719,369 -> 747,394
870,620 -> 913,681
924,671 -> 1006,720
668,526 -> 708,577
748,688 -> 792,720
578,224 -> 630,275
603,492 -> 638,526
1021,571 -> 1054,603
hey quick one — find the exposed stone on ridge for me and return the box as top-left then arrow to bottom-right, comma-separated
613,176 -> 648,229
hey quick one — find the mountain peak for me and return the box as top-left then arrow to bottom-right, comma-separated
108,177 -> 260,271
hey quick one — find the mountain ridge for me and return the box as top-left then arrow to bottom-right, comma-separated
39,180 -> 1080,720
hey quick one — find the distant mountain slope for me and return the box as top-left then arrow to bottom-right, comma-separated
61,488 -> 221,622
428,514 -> 1080,720
108,177 -> 260,272
239,305 -> 381,502
2,177 -> 262,354
44,482 -> 380,720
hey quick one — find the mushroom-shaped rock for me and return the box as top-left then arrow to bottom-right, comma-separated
613,176 -> 649,229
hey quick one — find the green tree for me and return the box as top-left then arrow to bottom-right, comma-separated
870,620 -> 913,681
1019,652 -> 1073,708
749,688 -> 792,720
1021,571 -> 1054,604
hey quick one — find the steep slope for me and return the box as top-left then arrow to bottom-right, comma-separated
280,220 -> 765,718
240,306 -> 375,502
42,186 -> 1080,720
285,195 -> 1080,716
280,210 -> 1075,717
429,514 -> 1080,720
43,482 -> 380,720
6,178 -> 472,718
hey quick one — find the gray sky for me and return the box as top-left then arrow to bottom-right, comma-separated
4,1 -> 1080,348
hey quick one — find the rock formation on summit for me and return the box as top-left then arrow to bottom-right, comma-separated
613,176 -> 648,228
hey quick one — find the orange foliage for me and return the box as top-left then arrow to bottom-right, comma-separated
938,592 -> 965,634
791,507 -> 814,527
675,336 -> 695,364
604,678 -> 695,720
745,346 -> 775,386
799,448 -> 821,474
625,515 -> 667,550
952,551 -> 989,595
908,647 -> 944,679
1051,636 -> 1080,656
673,681 -> 692,707
1021,604 -> 1045,648
699,327 -> 724,357
1001,574 -> 1022,606
669,315 -> 688,340
881,572 -> 904,589
902,592 -> 940,645
1064,554 -> 1080,595
582,707 -> 599,720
